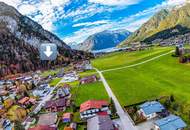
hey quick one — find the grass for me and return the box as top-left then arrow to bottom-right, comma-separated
71,82 -> 109,106
92,47 -> 173,70
41,68 -> 60,77
49,78 -> 62,86
92,46 -> 190,124
78,69 -> 97,77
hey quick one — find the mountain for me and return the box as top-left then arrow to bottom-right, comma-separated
120,3 -> 190,46
70,29 -> 131,51
0,2 -> 90,77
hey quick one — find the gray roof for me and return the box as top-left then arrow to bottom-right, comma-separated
87,115 -> 114,130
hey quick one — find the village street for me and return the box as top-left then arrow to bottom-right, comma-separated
25,77 -> 65,129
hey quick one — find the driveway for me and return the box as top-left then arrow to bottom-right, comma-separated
136,119 -> 157,130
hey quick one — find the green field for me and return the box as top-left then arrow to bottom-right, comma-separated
92,47 -> 173,70
49,78 -> 62,86
71,82 -> 109,106
92,46 -> 190,124
41,68 -> 60,77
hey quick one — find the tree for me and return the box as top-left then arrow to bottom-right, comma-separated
110,98 -> 117,116
164,99 -> 171,109
170,95 -> 175,102
13,121 -> 25,130
175,46 -> 180,56
71,102 -> 77,112
0,96 -> 4,103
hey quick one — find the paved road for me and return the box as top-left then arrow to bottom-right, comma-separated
33,78 -> 64,114
95,68 -> 137,130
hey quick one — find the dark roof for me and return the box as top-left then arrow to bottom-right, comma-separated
45,98 -> 66,108
38,113 -> 57,126
80,75 -> 97,82
87,115 -> 114,130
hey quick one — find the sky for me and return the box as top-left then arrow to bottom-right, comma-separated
0,0 -> 187,44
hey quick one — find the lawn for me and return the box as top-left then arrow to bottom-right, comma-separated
49,78 -> 62,86
41,68 -> 60,77
71,82 -> 109,106
92,46 -> 190,124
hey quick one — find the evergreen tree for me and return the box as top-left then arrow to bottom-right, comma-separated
170,95 -> 175,102
0,96 -> 4,103
175,46 -> 180,56
110,98 -> 117,116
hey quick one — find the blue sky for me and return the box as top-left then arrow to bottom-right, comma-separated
1,0 -> 186,44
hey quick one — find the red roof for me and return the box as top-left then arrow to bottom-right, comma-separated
29,125 -> 57,130
80,100 -> 108,112
18,97 -> 29,104
62,113 -> 72,119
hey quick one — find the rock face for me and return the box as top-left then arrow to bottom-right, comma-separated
0,2 -> 89,77
70,29 -> 131,52
120,3 -> 190,46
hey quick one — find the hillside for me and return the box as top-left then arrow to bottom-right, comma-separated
120,3 -> 190,46
0,2 -> 89,77
70,29 -> 131,51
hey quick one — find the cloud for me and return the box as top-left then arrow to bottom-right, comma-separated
88,0 -> 142,6
72,20 -> 110,27
0,0 -> 70,31
18,4 -> 37,15
63,23 -> 113,43
0,0 -> 21,7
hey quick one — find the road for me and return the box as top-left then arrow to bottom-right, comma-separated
95,68 -> 137,130
94,50 -> 174,130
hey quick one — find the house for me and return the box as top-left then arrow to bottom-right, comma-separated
29,125 -> 57,130
70,123 -> 77,130
138,101 -> 165,120
44,98 -> 67,112
0,118 -> 11,129
79,75 -> 98,85
18,97 -> 36,107
154,115 -> 187,130
38,113 -> 58,127
87,114 -> 115,130
56,85 -> 70,98
33,84 -> 51,98
80,100 -> 110,119
62,113 -> 73,123
63,71 -> 78,82
74,60 -> 93,71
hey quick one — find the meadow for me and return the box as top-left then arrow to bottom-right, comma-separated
92,46 -> 190,124
71,82 -> 109,106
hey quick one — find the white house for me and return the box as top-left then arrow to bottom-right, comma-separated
138,101 -> 165,120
